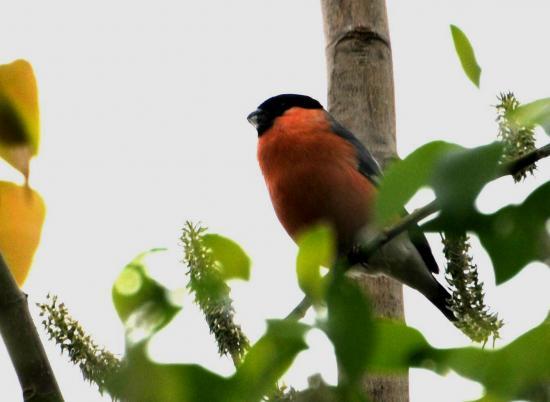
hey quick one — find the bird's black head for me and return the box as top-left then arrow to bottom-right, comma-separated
247,94 -> 323,136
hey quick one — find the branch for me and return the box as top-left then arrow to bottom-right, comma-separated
499,142 -> 550,179
352,200 -> 439,263
286,142 -> 550,321
0,253 -> 64,402
285,294 -> 315,321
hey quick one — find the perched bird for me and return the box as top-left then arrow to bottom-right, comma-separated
247,94 -> 455,321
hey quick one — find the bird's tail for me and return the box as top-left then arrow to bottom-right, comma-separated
359,232 -> 457,322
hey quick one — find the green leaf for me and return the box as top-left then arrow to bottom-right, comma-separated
375,141 -> 463,226
470,394 -> 507,402
367,320 -> 438,373
296,224 -> 336,303
426,175 -> 549,284
231,320 -> 310,401
477,182 -> 550,284
107,346 -> 231,402
364,317 -> 550,401
450,25 -> 482,88
324,275 -> 373,385
203,234 -> 251,281
110,320 -> 310,402
507,97 -> 550,135
112,249 -> 181,344
446,317 -> 550,401
430,142 -> 503,230
382,140 -> 544,284
423,143 -> 549,283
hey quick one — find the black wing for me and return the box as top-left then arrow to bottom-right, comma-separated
328,114 -> 440,274
328,115 -> 382,182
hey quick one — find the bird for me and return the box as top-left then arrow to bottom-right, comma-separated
247,94 -> 455,321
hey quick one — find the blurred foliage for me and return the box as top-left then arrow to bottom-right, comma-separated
474,182 -> 550,284
430,142 -> 502,229
374,141 -> 461,227
202,233 -> 251,281
426,175 -> 550,284
366,317 -> 550,401
268,384 -> 300,402
231,320 -> 309,402
496,92 -> 537,181
0,59 -> 39,179
106,344 -> 232,402
296,224 -> 335,305
508,97 -> 550,135
324,273 -> 372,388
450,25 -> 481,88
376,137 -> 548,285
105,319 -> 309,402
445,315 -> 550,401
112,249 -> 181,345
0,181 -> 45,285
38,294 -> 122,395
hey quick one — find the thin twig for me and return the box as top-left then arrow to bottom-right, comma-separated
353,200 -> 439,263
498,142 -> 550,179
286,295 -> 315,321
285,142 -> 550,321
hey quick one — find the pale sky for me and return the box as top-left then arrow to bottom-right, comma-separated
1,1 -> 549,401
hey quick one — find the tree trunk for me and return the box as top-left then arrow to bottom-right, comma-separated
320,1 -> 409,401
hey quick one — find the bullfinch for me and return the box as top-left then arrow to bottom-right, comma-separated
247,94 -> 455,321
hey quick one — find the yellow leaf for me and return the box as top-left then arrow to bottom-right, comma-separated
0,181 -> 45,286
0,60 -> 40,179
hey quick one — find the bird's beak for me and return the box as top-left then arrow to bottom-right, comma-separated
247,109 -> 263,129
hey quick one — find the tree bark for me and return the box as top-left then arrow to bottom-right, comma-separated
0,254 -> 64,402
320,1 -> 409,401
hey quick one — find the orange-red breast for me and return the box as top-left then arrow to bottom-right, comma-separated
248,94 -> 455,321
